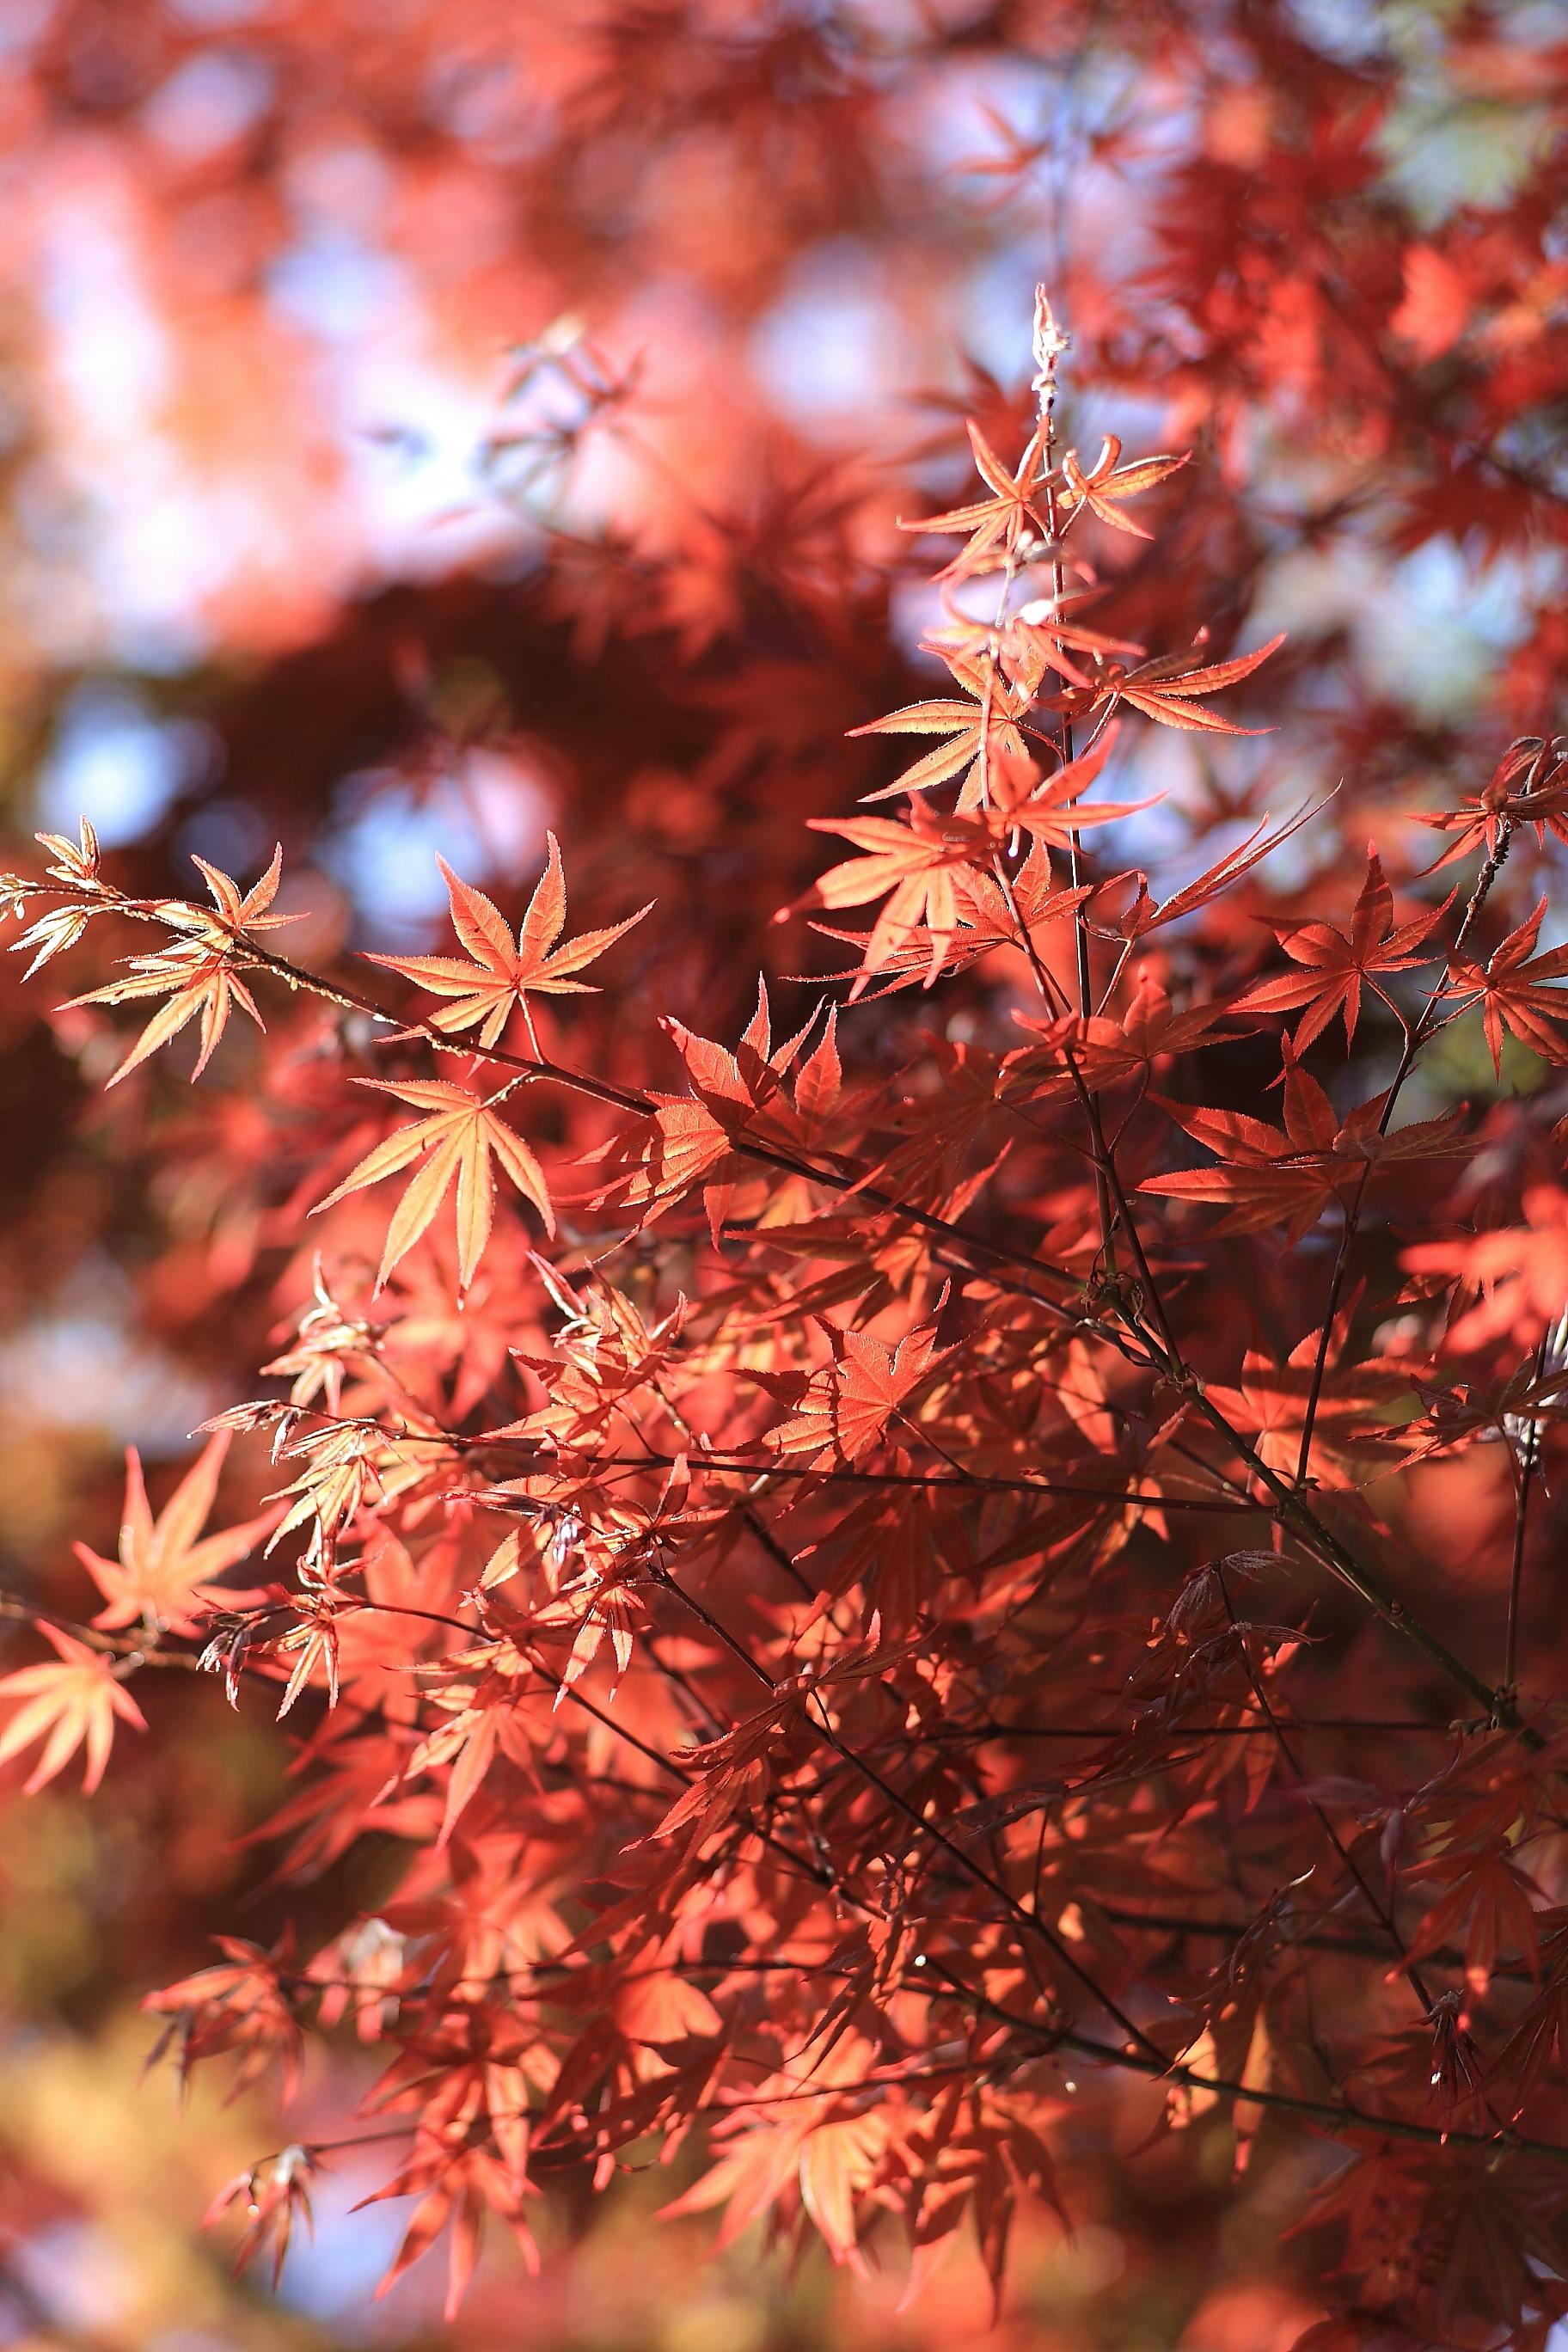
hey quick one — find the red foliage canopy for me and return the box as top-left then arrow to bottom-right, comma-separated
1,5 -> 1567,2346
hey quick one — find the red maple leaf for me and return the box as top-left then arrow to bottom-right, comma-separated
1140,1064 -> 1467,1240
1234,848 -> 1449,1050
1442,896 -> 1568,1072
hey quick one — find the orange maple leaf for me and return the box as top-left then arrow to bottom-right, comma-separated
587,982 -> 815,1239
802,805 -> 1001,990
366,838 -> 650,1050
1107,633 -> 1285,736
797,728 -> 1131,989
1058,435 -> 1190,540
1106,797 -> 1323,942
315,1078 -> 554,1289
75,1429 -> 276,1635
898,418 -> 1050,575
846,664 -> 1033,804
71,846 -> 292,1085
0,1622 -> 147,1793
762,1321 -> 951,1463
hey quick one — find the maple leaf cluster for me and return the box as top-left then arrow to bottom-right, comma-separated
4,28 -> 1568,2318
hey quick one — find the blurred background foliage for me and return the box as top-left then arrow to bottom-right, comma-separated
0,0 -> 1564,2343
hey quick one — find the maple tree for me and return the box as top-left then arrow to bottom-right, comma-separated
2,5 -> 1568,2348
